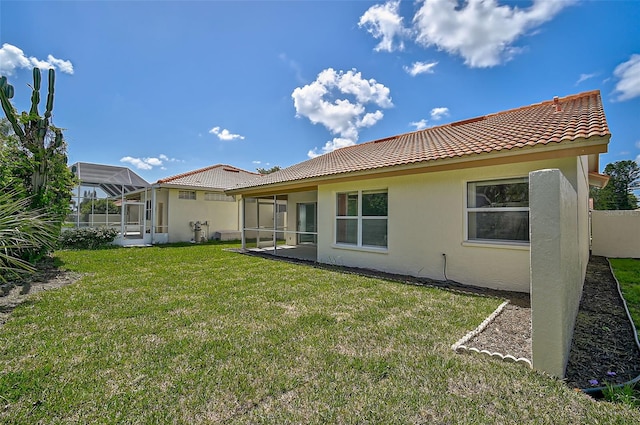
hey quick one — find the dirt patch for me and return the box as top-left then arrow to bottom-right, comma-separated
0,257 -> 82,326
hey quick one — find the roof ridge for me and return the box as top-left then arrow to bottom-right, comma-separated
483,89 -> 601,120
156,164 -> 258,184
346,90 -> 603,151
157,164 -> 225,183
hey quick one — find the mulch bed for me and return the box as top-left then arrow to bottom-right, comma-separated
464,255 -> 640,390
565,256 -> 640,389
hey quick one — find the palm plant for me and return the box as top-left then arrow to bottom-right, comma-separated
0,189 -> 56,282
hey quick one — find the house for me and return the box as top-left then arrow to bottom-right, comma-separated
227,90 -> 611,295
69,162 -> 259,245
148,164 -> 260,243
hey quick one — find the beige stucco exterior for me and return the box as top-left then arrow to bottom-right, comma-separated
310,156 -> 583,292
159,187 -> 241,243
591,210 -> 640,258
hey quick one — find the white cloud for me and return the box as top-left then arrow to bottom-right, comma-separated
408,0 -> 573,68
410,119 -> 428,130
120,154 -> 180,170
430,107 -> 449,120
613,54 -> 640,101
292,68 -> 393,158
0,43 -> 74,75
575,73 -> 597,85
252,160 -> 262,164
158,153 -> 181,163
209,126 -> 245,141
47,55 -> 74,74
120,156 -> 153,170
358,0 -> 407,52
635,141 -> 640,150
404,61 -> 438,76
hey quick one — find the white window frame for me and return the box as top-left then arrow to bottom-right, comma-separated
178,190 -> 196,200
335,189 -> 388,250
465,177 -> 529,245
204,192 -> 235,202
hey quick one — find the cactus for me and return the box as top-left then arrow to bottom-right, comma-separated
0,67 -> 68,214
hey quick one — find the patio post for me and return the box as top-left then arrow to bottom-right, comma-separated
272,195 -> 277,255
241,196 -> 246,249
151,185 -> 156,244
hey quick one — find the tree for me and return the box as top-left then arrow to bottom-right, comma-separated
0,69 -> 75,223
0,118 -> 25,192
591,160 -> 640,210
257,165 -> 281,174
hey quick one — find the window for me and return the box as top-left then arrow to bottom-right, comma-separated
204,192 -> 234,202
178,190 -> 196,200
467,178 -> 529,243
336,190 -> 388,248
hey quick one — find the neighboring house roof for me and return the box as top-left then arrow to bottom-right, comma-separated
228,90 -> 610,194
156,164 -> 259,190
71,162 -> 150,196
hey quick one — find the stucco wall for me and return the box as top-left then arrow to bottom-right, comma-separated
592,210 -> 640,258
316,157 -> 579,292
529,168 -> 582,378
165,188 -> 240,242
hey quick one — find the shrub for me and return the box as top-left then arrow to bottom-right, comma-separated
0,189 -> 57,282
59,227 -> 119,250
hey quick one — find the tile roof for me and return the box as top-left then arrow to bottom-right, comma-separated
230,90 -> 610,191
156,164 -> 259,190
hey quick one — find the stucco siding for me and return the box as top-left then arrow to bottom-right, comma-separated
316,157 -> 578,292
166,188 -> 240,242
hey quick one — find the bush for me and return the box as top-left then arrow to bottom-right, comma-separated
59,227 -> 119,250
0,189 -> 57,282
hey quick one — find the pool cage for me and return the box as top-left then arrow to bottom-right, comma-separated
66,162 -> 151,245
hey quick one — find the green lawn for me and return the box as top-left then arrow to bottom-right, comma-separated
1,244 -> 638,424
610,258 -> 640,331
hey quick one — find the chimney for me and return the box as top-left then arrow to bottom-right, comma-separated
553,96 -> 561,112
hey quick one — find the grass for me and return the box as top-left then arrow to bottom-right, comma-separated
606,258 -> 640,407
610,258 -> 640,332
1,244 -> 639,423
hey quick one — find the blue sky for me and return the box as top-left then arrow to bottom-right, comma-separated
1,0 -> 639,183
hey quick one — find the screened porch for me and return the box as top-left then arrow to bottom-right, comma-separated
66,162 -> 153,246
241,191 -> 318,261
